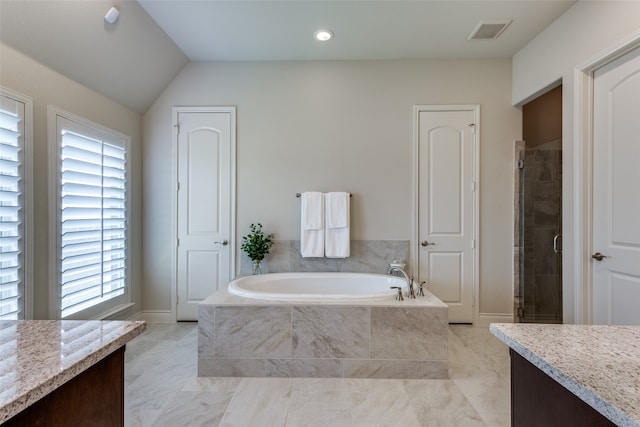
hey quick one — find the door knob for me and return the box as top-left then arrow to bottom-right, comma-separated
592,252 -> 607,261
421,241 -> 435,247
215,240 -> 229,246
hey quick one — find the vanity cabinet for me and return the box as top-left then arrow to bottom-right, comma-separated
510,349 -> 616,426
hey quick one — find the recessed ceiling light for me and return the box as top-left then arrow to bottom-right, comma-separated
314,30 -> 334,42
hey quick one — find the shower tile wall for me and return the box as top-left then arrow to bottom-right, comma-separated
239,240 -> 409,276
521,149 -> 562,323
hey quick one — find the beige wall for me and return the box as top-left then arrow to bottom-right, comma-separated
0,42 -> 143,320
143,59 -> 521,322
512,1 -> 640,106
512,1 -> 640,323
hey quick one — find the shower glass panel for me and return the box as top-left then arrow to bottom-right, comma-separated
518,143 -> 562,323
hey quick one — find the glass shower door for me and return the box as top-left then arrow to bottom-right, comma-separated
518,146 -> 563,323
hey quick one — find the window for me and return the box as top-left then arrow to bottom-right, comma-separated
50,108 -> 130,319
0,88 -> 32,320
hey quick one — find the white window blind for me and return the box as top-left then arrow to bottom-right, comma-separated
0,93 -> 26,320
55,114 -> 129,318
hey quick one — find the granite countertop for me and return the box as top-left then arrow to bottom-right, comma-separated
0,320 -> 146,423
491,323 -> 640,427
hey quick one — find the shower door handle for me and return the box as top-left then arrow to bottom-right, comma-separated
553,234 -> 562,254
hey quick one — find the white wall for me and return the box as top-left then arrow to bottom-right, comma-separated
0,42 -> 143,320
143,59 -> 521,322
512,1 -> 640,323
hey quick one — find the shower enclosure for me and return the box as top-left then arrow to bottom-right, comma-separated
515,141 -> 562,323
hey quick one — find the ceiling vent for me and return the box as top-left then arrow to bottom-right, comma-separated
467,20 -> 512,40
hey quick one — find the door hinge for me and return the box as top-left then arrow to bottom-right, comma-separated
468,123 -> 476,134
471,182 -> 476,192
177,182 -> 180,191
517,306 -> 525,319
471,239 -> 476,249
174,122 -> 181,134
517,159 -> 525,169
177,294 -> 179,304
176,238 -> 180,247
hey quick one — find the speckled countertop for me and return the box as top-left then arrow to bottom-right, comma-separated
0,320 -> 146,424
491,323 -> 640,427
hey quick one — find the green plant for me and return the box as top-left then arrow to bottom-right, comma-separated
241,223 -> 274,261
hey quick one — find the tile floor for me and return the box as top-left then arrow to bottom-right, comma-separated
125,323 -> 511,427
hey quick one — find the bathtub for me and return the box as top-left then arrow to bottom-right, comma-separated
228,272 -> 402,301
199,272 -> 449,379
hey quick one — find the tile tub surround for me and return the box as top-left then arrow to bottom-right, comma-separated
198,289 -> 448,379
491,323 -> 640,427
239,240 -> 410,275
0,319 -> 146,423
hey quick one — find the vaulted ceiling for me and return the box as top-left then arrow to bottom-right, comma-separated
0,0 -> 576,113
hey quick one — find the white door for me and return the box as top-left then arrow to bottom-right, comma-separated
592,47 -> 640,325
416,107 -> 477,323
176,108 -> 235,321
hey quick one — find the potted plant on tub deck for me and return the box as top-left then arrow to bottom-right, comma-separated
241,223 -> 274,274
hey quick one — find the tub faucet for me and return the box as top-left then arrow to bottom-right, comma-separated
387,266 -> 416,299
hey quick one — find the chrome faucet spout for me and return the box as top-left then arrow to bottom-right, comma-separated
387,266 -> 416,299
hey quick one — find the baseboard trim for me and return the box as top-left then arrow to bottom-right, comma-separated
131,310 -> 175,323
476,313 -> 514,327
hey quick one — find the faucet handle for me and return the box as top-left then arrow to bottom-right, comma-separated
408,276 -> 416,299
417,281 -> 426,297
391,286 -> 404,301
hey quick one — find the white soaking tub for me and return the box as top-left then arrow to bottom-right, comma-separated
227,272 -> 403,301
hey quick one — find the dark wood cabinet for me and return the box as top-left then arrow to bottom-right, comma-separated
510,349 -> 616,427
4,347 -> 125,427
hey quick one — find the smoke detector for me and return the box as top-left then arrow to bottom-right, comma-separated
467,20 -> 512,40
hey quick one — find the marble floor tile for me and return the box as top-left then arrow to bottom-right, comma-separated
448,328 -> 510,426
181,377 -> 242,392
152,391 -> 234,427
125,323 -> 510,427
125,408 -> 161,427
345,379 -> 422,427
450,324 -> 510,378
125,373 -> 191,410
404,379 -> 486,427
218,378 -> 293,427
285,379 -> 352,427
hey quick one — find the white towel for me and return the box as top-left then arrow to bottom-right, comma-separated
301,192 -> 323,230
326,191 -> 349,228
300,192 -> 324,257
325,192 -> 350,258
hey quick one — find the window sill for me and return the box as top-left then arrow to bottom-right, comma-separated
96,303 -> 136,320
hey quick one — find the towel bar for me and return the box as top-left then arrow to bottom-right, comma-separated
296,193 -> 352,198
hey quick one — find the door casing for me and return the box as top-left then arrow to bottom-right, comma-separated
574,31 -> 640,324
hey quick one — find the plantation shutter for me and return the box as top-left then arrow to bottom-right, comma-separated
58,116 -> 128,318
0,94 -> 26,319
